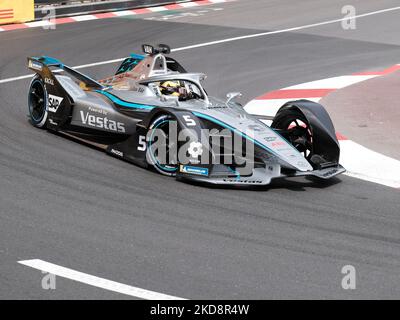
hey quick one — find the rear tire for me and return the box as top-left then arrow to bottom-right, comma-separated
28,75 -> 48,128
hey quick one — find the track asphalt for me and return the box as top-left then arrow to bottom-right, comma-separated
0,0 -> 400,299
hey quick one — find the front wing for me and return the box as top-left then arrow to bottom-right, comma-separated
176,163 -> 346,186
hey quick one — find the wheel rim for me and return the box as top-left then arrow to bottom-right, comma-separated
29,79 -> 47,123
274,114 -> 314,160
147,117 -> 178,175
285,118 -> 313,159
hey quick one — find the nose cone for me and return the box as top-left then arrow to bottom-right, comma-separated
193,98 -> 313,172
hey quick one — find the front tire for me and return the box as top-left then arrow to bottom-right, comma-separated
271,108 -> 314,160
146,114 -> 179,176
28,75 -> 48,128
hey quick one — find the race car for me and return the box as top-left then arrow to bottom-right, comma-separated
27,44 -> 345,186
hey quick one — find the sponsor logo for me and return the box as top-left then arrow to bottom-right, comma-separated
187,141 -> 203,158
207,103 -> 227,109
264,136 -> 277,142
142,44 -> 154,54
110,149 -> 124,157
88,106 -> 108,116
48,119 -> 58,126
222,178 -> 263,184
180,165 -> 208,176
132,86 -> 145,93
45,78 -> 54,86
48,94 -> 64,113
271,141 -> 286,147
322,168 -> 338,177
79,111 -> 125,133
29,60 -> 42,71
248,124 -> 264,132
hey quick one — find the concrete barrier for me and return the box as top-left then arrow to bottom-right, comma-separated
0,0 -> 34,24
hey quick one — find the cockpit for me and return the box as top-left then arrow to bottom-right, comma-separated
100,44 -> 208,102
148,79 -> 206,102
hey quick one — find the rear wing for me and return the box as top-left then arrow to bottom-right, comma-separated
27,56 -> 104,90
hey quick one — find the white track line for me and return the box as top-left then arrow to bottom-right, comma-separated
1,5 -> 400,85
71,15 -> 98,22
19,259 -> 186,300
0,58 -> 126,84
284,75 -> 378,90
170,5 -> 400,52
0,74 -> 34,83
148,6 -> 168,12
179,2 -> 199,8
113,10 -> 136,16
25,20 -> 54,28
339,141 -> 400,189
245,98 -> 321,116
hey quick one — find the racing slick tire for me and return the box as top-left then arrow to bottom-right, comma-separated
272,100 -> 341,168
271,108 -> 314,160
28,75 -> 48,128
146,114 -> 179,176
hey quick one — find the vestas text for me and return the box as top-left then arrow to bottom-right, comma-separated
80,111 -> 125,133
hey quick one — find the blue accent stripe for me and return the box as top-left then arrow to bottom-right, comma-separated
33,56 -> 64,68
95,90 -> 155,110
130,53 -> 145,60
192,111 -> 277,156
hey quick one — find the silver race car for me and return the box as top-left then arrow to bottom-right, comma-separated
27,44 -> 345,186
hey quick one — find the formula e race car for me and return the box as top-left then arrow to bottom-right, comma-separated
27,44 -> 345,186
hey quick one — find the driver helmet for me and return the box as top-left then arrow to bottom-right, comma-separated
159,80 -> 187,99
